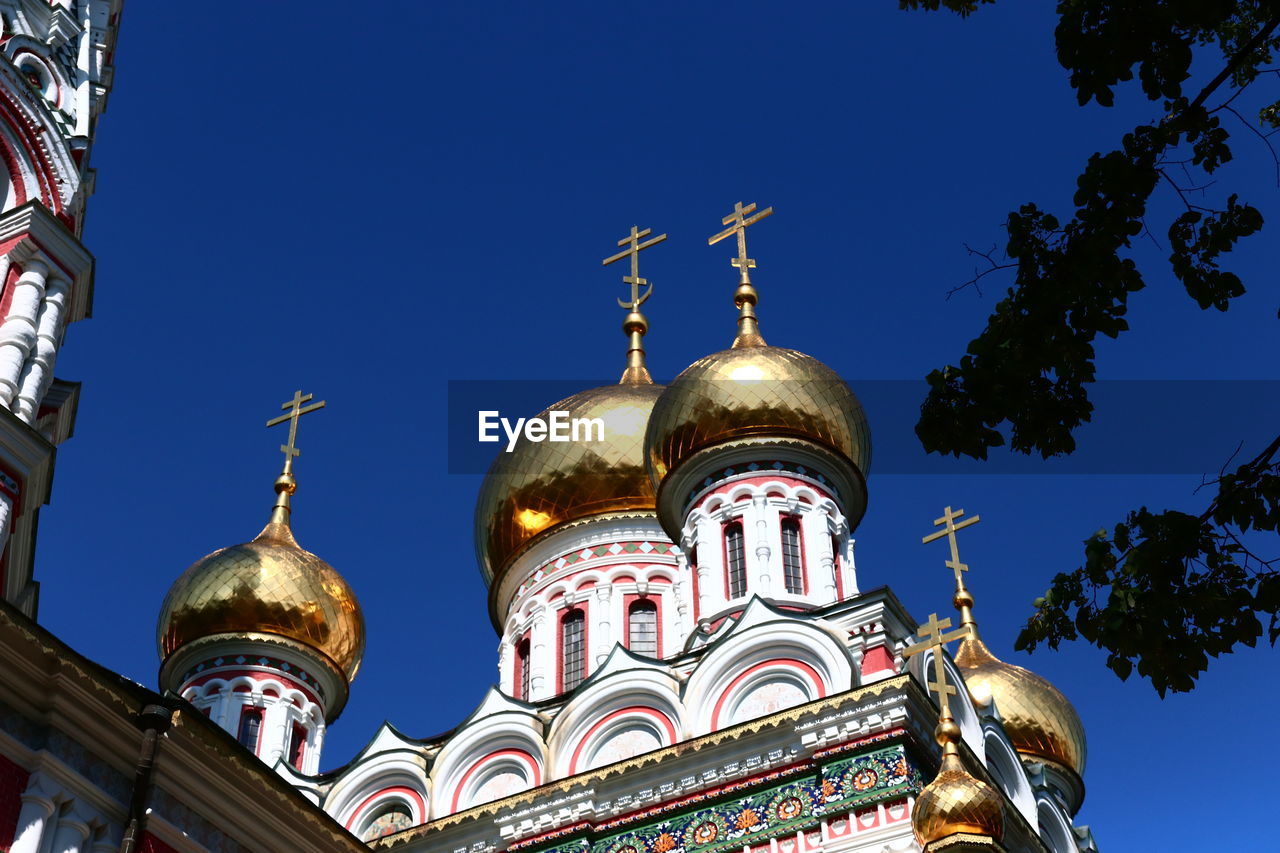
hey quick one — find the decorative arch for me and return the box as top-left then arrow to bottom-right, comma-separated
328,757 -> 429,838
904,648 -> 985,757
547,662 -> 685,778
430,708 -> 545,819
982,724 -> 1036,822
683,608 -> 854,735
1036,796 -> 1077,853
450,748 -> 541,812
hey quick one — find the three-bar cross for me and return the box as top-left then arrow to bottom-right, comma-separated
266,390 -> 326,473
922,505 -> 981,587
603,225 -> 667,309
708,201 -> 773,283
903,612 -> 971,718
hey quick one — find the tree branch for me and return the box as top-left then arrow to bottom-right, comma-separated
1189,17 -> 1280,110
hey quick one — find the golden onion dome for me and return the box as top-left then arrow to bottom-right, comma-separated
475,379 -> 664,589
644,278 -> 870,536
955,631 -> 1087,777
475,296 -> 666,596
912,720 -> 1004,847
157,474 -> 365,683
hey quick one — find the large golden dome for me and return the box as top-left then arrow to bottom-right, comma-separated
475,379 -> 664,589
157,501 -> 365,683
955,633 -> 1087,777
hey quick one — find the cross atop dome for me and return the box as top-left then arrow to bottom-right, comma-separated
709,200 -> 773,285
267,389 -> 326,476
710,200 -> 773,348
603,225 -> 666,384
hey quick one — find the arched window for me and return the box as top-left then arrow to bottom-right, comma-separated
514,637 -> 531,700
237,707 -> 263,751
627,599 -> 658,657
560,609 -> 586,692
725,522 -> 746,598
780,517 -> 805,594
288,723 -> 307,770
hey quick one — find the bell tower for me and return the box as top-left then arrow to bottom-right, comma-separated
0,0 -> 122,617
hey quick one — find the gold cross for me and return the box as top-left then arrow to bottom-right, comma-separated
266,390 -> 326,473
603,225 -> 667,309
922,505 -> 981,586
904,612 -> 970,718
708,201 -> 773,283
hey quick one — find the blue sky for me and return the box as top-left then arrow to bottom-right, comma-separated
32,2 -> 1280,848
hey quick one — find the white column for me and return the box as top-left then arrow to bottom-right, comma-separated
801,511 -> 838,603
308,721 -> 326,774
528,604 -> 551,700
843,534 -> 859,596
14,277 -> 69,423
261,700 -> 288,765
592,583 -> 614,665
49,811 -> 91,853
671,573 -> 692,650
748,497 -> 776,597
10,788 -> 54,853
0,259 -> 48,407
693,514 -> 723,616
0,490 -> 13,560
497,637 -> 511,691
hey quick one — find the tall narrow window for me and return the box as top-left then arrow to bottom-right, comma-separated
628,600 -> 658,657
781,517 -> 805,594
237,708 -> 262,751
561,609 -> 586,692
288,723 -> 307,770
725,522 -> 747,598
515,637 -> 531,700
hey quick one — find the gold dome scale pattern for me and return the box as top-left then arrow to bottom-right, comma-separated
955,632 -> 1087,777
157,486 -> 365,682
645,345 -> 871,488
475,380 -> 664,588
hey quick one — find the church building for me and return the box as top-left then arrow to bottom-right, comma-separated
0,4 -> 1099,852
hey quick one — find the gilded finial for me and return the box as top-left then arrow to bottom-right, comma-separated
904,611 -> 1004,847
262,390 -> 326,532
709,201 -> 773,348
603,225 -> 666,384
904,612 -> 970,721
922,505 -> 982,634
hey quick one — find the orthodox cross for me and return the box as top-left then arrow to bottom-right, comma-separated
266,390 -> 326,474
903,612 -> 970,718
603,225 -> 667,309
708,201 -> 773,282
922,505 -> 981,587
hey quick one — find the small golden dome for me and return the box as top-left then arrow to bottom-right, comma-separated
644,343 -> 870,535
912,746 -> 1005,846
955,634 -> 1087,777
475,380 -> 664,588
157,513 -> 365,682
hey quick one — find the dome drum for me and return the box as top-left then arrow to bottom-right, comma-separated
160,632 -> 352,721
157,512 -> 366,723
659,438 -> 867,545
642,345 -> 871,544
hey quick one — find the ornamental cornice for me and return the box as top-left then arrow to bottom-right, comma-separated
371,675 -> 915,849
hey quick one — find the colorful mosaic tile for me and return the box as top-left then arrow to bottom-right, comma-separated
522,746 -> 920,853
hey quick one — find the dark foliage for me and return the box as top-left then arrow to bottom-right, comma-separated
902,0 -> 1280,695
